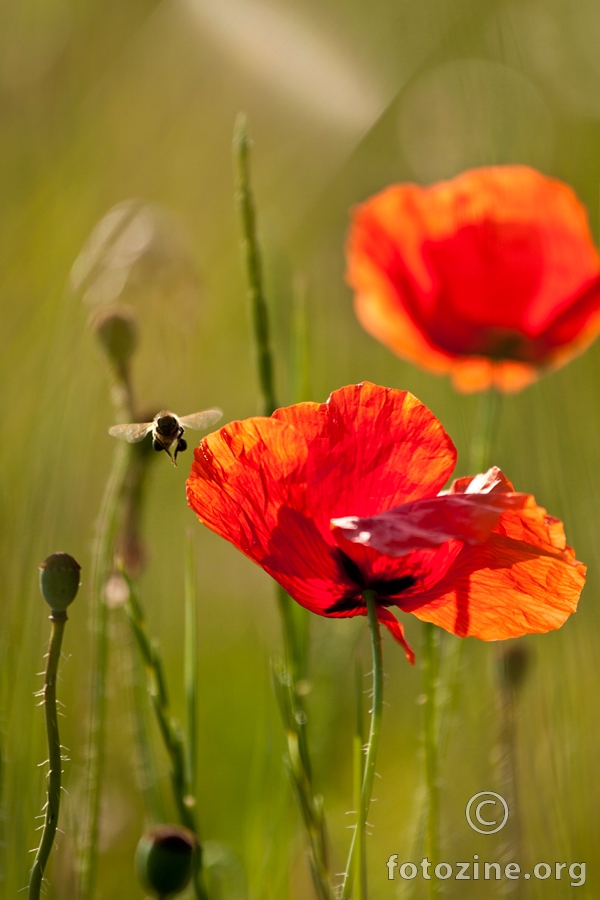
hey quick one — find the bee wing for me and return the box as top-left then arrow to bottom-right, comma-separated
108,422 -> 153,443
179,408 -> 223,431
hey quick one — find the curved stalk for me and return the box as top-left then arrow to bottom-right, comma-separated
123,577 -> 207,900
28,611 -> 68,900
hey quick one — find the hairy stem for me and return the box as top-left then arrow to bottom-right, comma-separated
423,622 -> 440,900
352,660 -> 367,900
29,612 -> 67,900
341,591 -> 383,900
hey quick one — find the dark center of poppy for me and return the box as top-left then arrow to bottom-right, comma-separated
325,551 -> 416,614
429,321 -> 547,364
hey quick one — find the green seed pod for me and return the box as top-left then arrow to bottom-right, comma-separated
39,553 -> 81,613
91,304 -> 138,369
136,825 -> 198,898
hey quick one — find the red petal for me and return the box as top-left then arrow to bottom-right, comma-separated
259,507 -> 359,615
331,491 -> 528,557
332,530 -> 464,598
347,166 -> 600,392
187,418 -> 355,614
376,607 -> 415,664
444,466 -> 514,495
402,502 -> 585,640
186,417 -> 307,561
275,382 -> 457,539
329,467 -> 527,597
188,383 -> 457,619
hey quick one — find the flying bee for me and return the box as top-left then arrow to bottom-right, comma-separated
109,408 -> 223,466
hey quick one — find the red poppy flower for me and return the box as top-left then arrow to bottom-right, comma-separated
186,383 -> 584,662
347,166 -> 600,392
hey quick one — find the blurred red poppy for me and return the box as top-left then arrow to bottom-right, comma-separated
186,383 -> 585,662
347,166 -> 600,392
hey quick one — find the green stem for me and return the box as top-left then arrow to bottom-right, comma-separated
353,661 -> 366,900
234,115 -> 328,897
123,580 -> 207,900
361,593 -> 383,836
79,440 -> 129,900
272,664 -> 333,900
277,588 -> 299,681
277,588 -> 313,784
469,388 -> 501,473
423,622 -> 440,900
341,591 -> 383,900
28,612 -> 67,900
234,114 -> 278,417
129,641 -> 167,824
273,589 -> 332,899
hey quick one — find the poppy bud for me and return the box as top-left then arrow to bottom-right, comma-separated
90,304 -> 138,370
135,825 -> 199,898
39,552 -> 81,613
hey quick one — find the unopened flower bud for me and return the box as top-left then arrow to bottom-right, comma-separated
135,825 -> 199,898
39,553 -> 81,613
90,305 -> 138,369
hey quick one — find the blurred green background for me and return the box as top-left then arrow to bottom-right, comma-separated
2,0 -> 600,896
